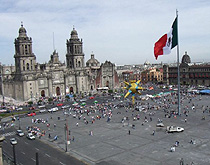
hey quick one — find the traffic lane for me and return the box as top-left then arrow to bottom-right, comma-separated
3,134 -> 36,165
32,139 -> 86,165
2,127 -> 58,165
4,127 -> 85,165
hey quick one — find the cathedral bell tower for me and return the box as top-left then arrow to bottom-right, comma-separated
66,27 -> 84,69
14,23 -> 36,74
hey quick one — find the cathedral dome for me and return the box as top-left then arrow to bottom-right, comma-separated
71,28 -> 78,35
86,54 -> 100,67
70,27 -> 79,39
144,60 -> 150,65
18,23 -> 27,37
181,51 -> 191,64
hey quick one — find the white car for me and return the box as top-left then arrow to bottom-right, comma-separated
39,109 -> 46,113
38,105 -> 46,108
17,130 -> 24,137
48,107 -> 58,112
10,138 -> 17,145
16,107 -> 23,111
27,133 -> 35,140
166,126 -> 184,133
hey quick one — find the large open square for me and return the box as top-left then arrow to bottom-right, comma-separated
10,93 -> 210,165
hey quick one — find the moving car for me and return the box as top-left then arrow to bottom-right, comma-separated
27,133 -> 35,140
39,109 -> 46,113
10,138 -> 17,145
28,112 -> 36,116
80,98 -> 87,102
17,130 -> 24,137
57,103 -> 63,106
48,107 -> 58,112
166,126 -> 184,133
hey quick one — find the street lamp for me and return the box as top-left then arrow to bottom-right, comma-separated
64,123 -> 67,152
18,115 -> 21,130
12,142 -> 17,165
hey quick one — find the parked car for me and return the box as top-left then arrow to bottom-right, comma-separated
166,126 -> 184,133
10,138 -> 17,145
27,133 -> 35,140
17,130 -> 24,137
156,122 -> 164,127
89,96 -> 95,99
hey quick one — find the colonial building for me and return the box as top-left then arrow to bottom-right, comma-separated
0,24 -> 119,101
141,68 -> 163,84
163,52 -> 210,86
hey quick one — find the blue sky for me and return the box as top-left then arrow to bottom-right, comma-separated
0,0 -> 210,65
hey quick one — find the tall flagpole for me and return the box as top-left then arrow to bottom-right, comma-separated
176,9 -> 181,115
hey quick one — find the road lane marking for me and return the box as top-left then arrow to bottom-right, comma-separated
21,152 -> 25,155
24,142 -> 29,145
45,153 -> 51,157
3,140 -> 7,143
35,148 -> 39,151
1,131 -> 15,137
31,158 -> 36,162
59,162 -> 66,165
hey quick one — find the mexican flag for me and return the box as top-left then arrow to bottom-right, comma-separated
154,17 -> 178,60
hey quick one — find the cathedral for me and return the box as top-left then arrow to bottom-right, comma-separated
0,24 -> 119,101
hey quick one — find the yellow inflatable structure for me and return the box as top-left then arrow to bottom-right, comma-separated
123,80 -> 143,105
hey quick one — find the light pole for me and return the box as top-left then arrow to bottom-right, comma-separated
64,123 -> 67,152
12,143 -> 17,165
36,152 -> 39,165
18,115 -> 21,130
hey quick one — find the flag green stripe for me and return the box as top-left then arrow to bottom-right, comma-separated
172,17 -> 178,49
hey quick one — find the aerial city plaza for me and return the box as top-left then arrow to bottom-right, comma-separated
0,1 -> 210,165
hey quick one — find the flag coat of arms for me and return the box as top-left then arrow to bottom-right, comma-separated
154,17 -> 178,60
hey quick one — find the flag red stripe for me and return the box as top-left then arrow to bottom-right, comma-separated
154,34 -> 167,60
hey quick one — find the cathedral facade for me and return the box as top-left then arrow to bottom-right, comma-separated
0,24 -> 119,101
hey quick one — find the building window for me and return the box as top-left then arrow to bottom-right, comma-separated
27,63 -> 30,70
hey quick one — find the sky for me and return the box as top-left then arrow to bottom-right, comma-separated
0,0 -> 210,66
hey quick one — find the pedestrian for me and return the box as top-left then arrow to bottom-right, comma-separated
72,136 -> 75,141
49,133 -> 51,138
184,118 -> 187,122
180,158 -> 184,165
69,130 -> 71,135
152,130 -> 155,136
128,130 -> 131,135
175,141 -> 179,147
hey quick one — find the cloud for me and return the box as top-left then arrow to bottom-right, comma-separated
0,0 -> 210,65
